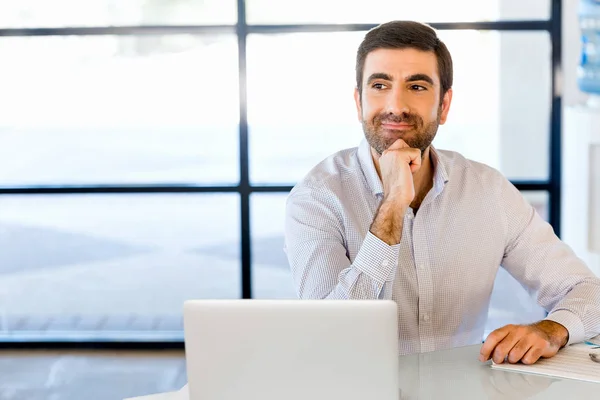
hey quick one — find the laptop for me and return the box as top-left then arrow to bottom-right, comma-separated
183,299 -> 399,400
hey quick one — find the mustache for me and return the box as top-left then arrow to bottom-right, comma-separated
375,112 -> 422,126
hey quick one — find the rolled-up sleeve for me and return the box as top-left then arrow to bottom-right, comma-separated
284,184 -> 400,300
500,178 -> 600,345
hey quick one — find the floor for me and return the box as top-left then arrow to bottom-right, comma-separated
0,349 -> 186,400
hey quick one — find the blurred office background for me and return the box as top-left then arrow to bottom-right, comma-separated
0,0 -> 595,343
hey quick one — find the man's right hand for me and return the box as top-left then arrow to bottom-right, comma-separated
369,139 -> 422,246
379,139 -> 422,208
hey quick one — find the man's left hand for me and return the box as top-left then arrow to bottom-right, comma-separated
479,320 -> 569,365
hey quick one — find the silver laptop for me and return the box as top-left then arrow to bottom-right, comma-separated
183,299 -> 398,400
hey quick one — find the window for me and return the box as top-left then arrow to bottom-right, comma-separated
246,0 -> 550,24
0,0 -> 236,27
247,30 -> 551,185
0,0 -> 562,343
0,194 -> 240,338
0,34 -> 239,186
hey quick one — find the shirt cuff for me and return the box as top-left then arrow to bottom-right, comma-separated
545,309 -> 586,346
353,231 -> 401,284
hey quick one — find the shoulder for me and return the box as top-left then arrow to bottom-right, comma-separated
436,148 -> 508,190
289,146 -> 362,198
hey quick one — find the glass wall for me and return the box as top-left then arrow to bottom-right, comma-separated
0,0 -> 558,341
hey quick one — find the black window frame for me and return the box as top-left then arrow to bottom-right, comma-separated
0,0 -> 562,349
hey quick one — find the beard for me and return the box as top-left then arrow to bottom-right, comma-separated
362,107 -> 442,156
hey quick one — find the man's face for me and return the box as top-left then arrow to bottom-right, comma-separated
354,48 -> 452,156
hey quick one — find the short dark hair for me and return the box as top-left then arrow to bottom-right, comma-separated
356,20 -> 453,99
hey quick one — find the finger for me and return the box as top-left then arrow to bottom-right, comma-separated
383,146 -> 422,170
407,150 -> 422,173
491,330 -> 521,364
480,326 -> 512,362
391,148 -> 422,173
507,337 -> 533,364
521,346 -> 544,365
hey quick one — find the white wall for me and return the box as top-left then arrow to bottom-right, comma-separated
563,0 -> 587,107
561,0 -> 600,276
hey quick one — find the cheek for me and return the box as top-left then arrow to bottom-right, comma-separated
419,103 -> 440,121
358,102 -> 369,120
361,98 -> 380,121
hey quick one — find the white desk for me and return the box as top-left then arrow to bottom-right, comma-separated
397,345 -> 599,399
131,344 -> 599,400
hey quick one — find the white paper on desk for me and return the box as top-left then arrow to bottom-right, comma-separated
123,384 -> 188,400
491,343 -> 600,383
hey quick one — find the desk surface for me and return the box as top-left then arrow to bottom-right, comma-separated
399,345 -> 599,399
0,345 -> 597,399
0,349 -> 187,400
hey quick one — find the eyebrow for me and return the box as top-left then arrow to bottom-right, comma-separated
366,73 -> 393,85
366,72 -> 435,87
405,73 -> 435,86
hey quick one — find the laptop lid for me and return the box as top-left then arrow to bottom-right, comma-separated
183,299 -> 398,400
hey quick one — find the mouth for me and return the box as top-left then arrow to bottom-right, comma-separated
380,122 -> 413,131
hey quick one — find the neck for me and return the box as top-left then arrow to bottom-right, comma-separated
372,146 -> 434,210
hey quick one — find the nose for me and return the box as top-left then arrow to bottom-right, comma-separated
384,88 -> 410,115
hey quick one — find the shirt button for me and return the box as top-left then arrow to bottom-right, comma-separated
381,260 -> 389,267
418,264 -> 425,270
423,313 -> 430,322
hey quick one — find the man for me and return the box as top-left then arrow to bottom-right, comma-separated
283,20 -> 600,364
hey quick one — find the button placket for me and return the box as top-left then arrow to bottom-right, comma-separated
412,214 -> 434,352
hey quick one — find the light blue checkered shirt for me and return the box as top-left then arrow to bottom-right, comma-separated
284,138 -> 600,355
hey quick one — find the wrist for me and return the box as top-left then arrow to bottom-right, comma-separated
382,193 -> 411,210
536,320 -> 569,348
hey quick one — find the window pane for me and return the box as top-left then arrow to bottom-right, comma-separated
247,0 -> 549,24
0,35 -> 239,186
0,0 -> 236,28
0,193 -> 240,339
434,30 -> 551,182
247,31 -> 550,185
486,191 -> 549,336
247,32 -> 363,185
251,193 -> 297,299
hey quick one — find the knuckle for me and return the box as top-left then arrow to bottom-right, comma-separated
514,341 -> 528,352
525,332 -> 539,342
507,350 -> 521,363
489,330 -> 502,339
523,349 -> 542,364
493,346 -> 507,358
516,326 -> 529,335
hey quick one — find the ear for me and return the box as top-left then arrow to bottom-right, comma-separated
439,88 -> 453,125
354,87 -> 362,122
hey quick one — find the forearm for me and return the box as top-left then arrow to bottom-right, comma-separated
291,231 -> 402,300
369,197 -> 408,245
286,190 -> 406,301
544,279 -> 600,345
323,267 -> 392,300
500,179 -> 600,345
322,200 -> 407,299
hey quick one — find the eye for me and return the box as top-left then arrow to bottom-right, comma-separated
372,83 -> 387,90
410,84 -> 427,91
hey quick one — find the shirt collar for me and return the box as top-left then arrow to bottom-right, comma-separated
357,138 -> 450,197
357,138 -> 384,197
430,146 -> 450,197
